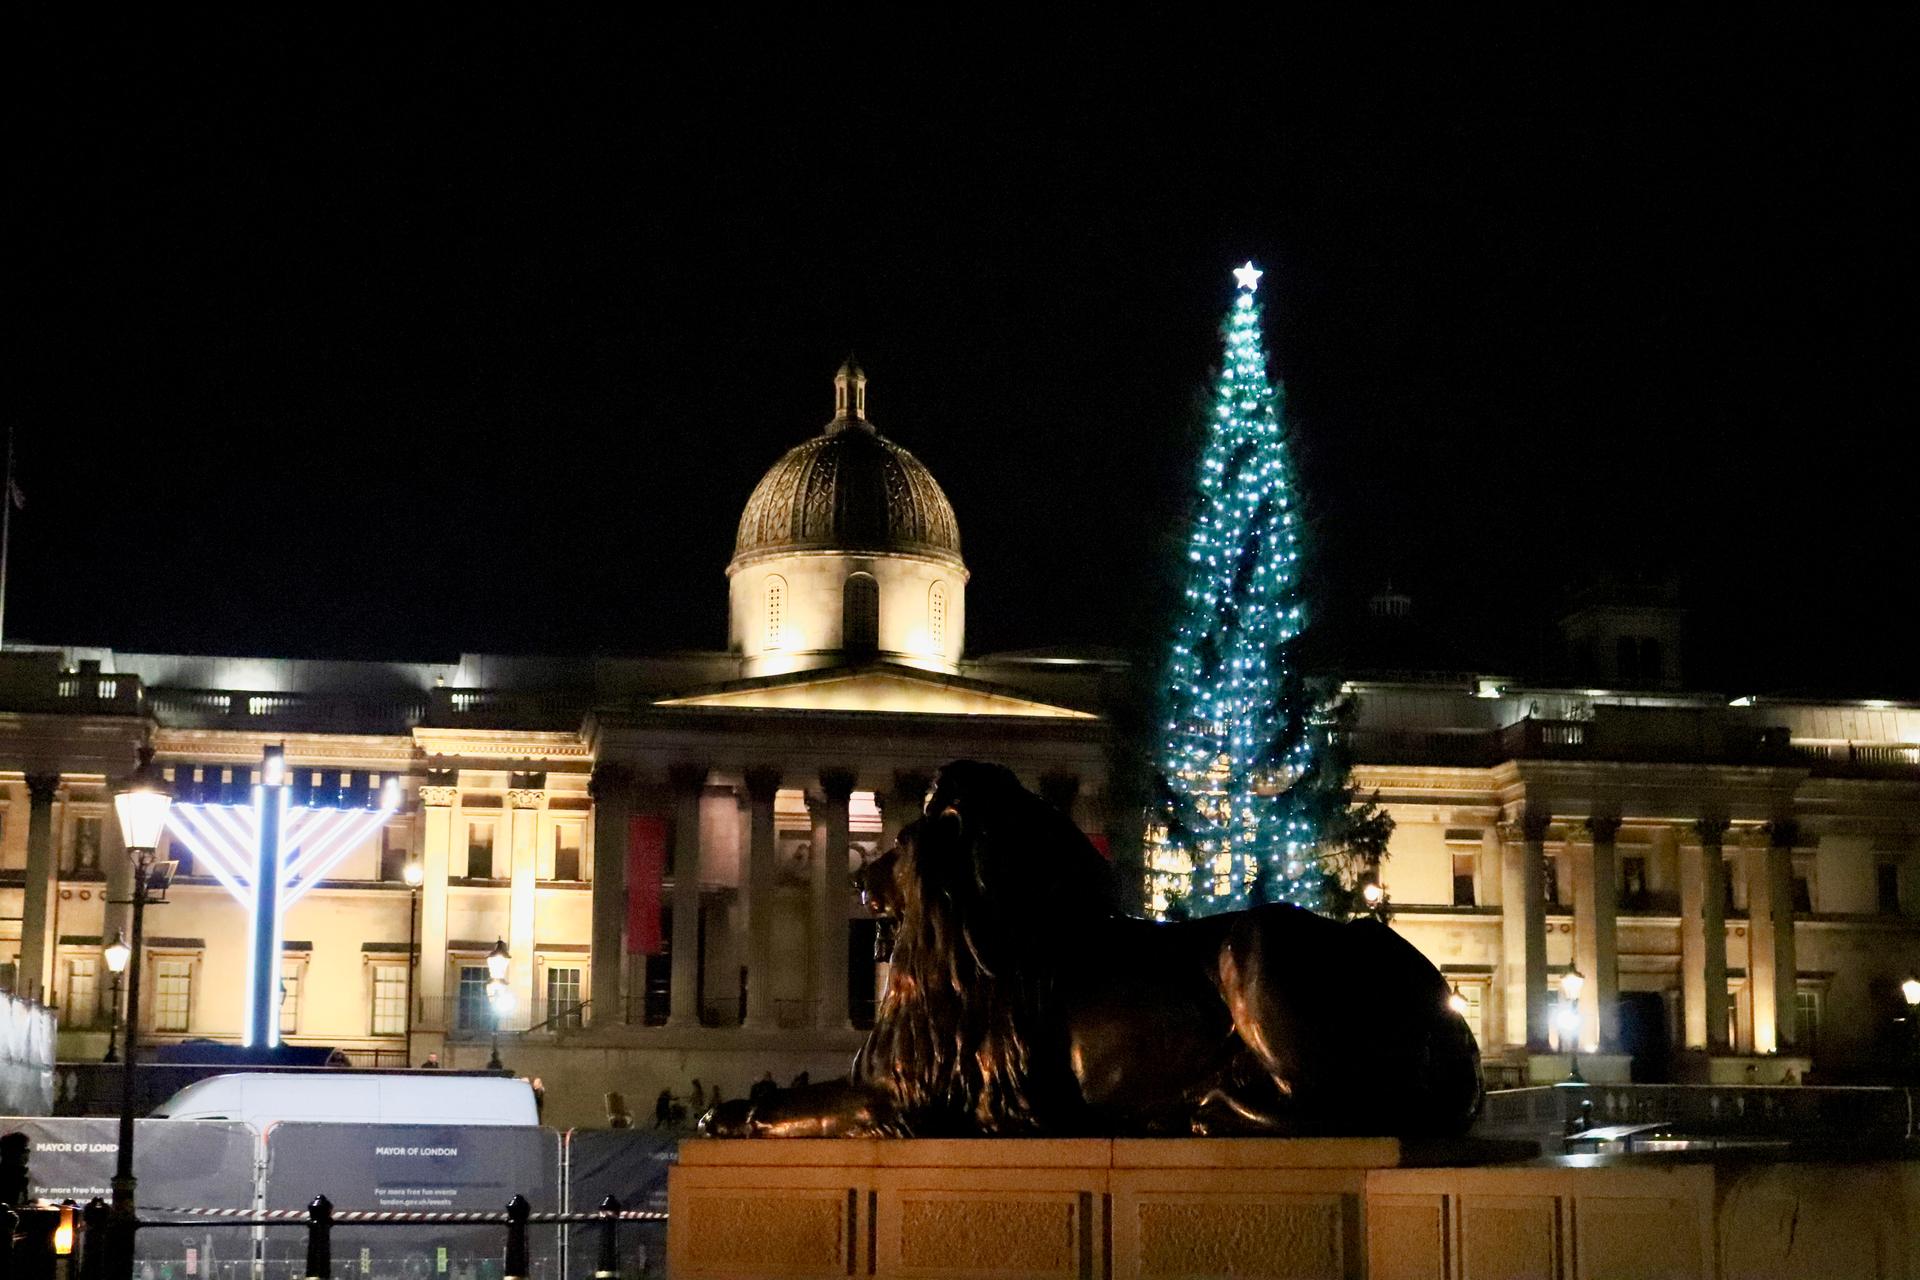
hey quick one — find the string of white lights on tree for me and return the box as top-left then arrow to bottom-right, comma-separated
1149,262 -> 1321,917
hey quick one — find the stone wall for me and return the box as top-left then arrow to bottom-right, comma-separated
670,1137 -> 1920,1279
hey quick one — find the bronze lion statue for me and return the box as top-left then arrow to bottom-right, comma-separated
703,760 -> 1481,1138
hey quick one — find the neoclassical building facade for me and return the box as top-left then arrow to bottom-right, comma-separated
0,367 -> 1130,1125
1,368 -> 1916,1123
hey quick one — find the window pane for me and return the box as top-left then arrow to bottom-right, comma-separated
371,964 -> 408,1036
545,966 -> 583,1029
65,958 -> 99,1029
456,965 -> 490,1030
553,827 -> 582,882
466,824 -> 496,879
280,966 -> 300,1035
73,817 -> 103,872
1451,852 -> 1476,906
153,959 -> 193,1032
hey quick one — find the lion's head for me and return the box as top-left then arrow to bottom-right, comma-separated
851,761 -> 1115,1135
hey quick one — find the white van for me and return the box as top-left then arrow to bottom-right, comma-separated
152,1072 -> 539,1128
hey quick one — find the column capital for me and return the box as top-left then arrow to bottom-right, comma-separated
1584,814 -> 1624,842
1518,809 -> 1552,842
589,763 -> 635,802
818,767 -> 857,802
668,762 -> 709,795
744,766 -> 782,803
1692,815 -> 1731,845
1766,818 -> 1802,850
507,789 -> 544,809
419,786 -> 458,808
25,773 -> 60,804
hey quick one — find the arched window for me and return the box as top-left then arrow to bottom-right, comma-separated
764,576 -> 787,649
928,581 -> 948,650
843,572 -> 879,654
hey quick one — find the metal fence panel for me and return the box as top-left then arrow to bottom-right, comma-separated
264,1123 -> 562,1280
562,1130 -> 675,1278
1,1115 -> 256,1279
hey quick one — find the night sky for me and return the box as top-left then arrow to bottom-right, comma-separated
13,17 -> 1914,696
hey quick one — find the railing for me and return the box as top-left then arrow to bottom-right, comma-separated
1475,1082 -> 1915,1147
146,687 -> 431,734
0,1190 -> 665,1280
1793,741 -> 1920,778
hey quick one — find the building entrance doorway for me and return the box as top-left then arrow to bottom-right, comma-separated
1617,991 -> 1673,1081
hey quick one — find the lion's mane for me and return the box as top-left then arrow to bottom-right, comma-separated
854,761 -> 1115,1135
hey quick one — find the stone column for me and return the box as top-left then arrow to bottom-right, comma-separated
1479,826 -> 1504,907
589,765 -> 633,1026
18,774 -> 60,1004
507,789 -> 542,1020
1573,815 -> 1622,1052
1749,820 -> 1800,1054
1500,810 -> 1551,1049
814,769 -> 855,1030
742,766 -> 780,1031
418,784 -> 456,1031
667,764 -> 707,1029
1681,817 -> 1730,1051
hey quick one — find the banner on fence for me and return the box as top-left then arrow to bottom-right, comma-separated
264,1122 -> 563,1279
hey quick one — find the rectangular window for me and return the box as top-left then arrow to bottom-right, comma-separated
545,966 -> 584,1029
379,826 -> 410,882
552,826 -> 583,882
371,964 -> 408,1036
280,965 -> 301,1036
1542,854 -> 1560,906
1723,856 -> 1737,912
1877,863 -> 1901,915
465,823 -> 496,879
1450,980 -> 1486,1046
1451,852 -> 1477,907
64,957 -> 100,1029
1794,989 -> 1821,1052
1620,856 -> 1649,909
1790,868 -> 1813,914
73,816 -> 103,872
456,964 -> 491,1031
152,958 -> 193,1032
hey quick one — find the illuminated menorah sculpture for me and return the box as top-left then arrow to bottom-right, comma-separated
164,745 -> 399,1048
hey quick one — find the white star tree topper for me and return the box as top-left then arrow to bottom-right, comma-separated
1232,261 -> 1263,292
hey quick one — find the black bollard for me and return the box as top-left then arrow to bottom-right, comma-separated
594,1195 -> 621,1279
503,1194 -> 530,1280
80,1198 -> 110,1280
305,1195 -> 333,1280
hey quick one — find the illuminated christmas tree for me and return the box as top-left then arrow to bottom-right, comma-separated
1148,262 -> 1381,918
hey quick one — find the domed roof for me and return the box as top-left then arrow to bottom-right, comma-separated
732,361 -> 963,568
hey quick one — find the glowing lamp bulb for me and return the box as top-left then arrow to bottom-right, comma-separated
1903,976 -> 1920,1007
1558,1004 -> 1580,1034
103,930 -> 132,975
486,938 -> 511,982
403,860 -> 425,887
1361,882 -> 1384,906
1448,987 -> 1470,1017
1559,969 -> 1586,1002
54,1201 -> 76,1256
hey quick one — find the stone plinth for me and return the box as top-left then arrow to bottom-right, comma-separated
670,1137 -> 1920,1279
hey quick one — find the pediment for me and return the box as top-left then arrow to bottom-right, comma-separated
653,665 -> 1095,719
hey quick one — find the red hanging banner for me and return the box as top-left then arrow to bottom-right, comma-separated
626,814 -> 667,955
1088,834 -> 1112,861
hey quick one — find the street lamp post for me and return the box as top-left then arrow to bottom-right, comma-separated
1559,968 -> 1587,1084
102,931 -> 131,1063
1901,976 -> 1920,1077
403,861 -> 424,1065
485,938 -> 511,1072
109,747 -> 173,1279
